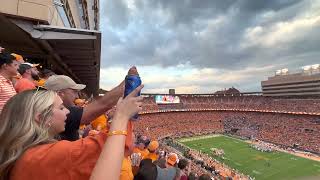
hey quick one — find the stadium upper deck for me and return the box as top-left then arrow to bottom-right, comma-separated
141,94 -> 320,115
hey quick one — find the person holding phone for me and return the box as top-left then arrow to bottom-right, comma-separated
0,85 -> 144,180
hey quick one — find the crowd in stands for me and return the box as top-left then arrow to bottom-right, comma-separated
141,96 -> 159,111
222,112 -> 320,153
131,136 -> 240,180
162,138 -> 248,180
135,111 -> 320,154
134,112 -> 224,140
133,109 -> 319,179
142,95 -> 320,114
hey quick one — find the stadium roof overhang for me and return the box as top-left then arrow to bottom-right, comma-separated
0,15 -> 101,95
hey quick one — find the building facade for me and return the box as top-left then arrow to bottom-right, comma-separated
0,0 -> 99,30
261,72 -> 320,96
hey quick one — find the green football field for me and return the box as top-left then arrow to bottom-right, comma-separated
178,135 -> 320,180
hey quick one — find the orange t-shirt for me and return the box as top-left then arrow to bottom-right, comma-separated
133,147 -> 150,160
10,133 -> 108,180
36,78 -> 46,87
145,152 -> 158,162
120,156 -> 134,180
14,78 -> 36,93
90,114 -> 107,130
125,121 -> 133,149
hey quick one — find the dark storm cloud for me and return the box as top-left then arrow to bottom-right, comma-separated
136,0 -> 236,26
102,0 -> 130,29
100,0 -> 319,70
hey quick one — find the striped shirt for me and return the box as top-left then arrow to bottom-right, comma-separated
0,74 -> 16,112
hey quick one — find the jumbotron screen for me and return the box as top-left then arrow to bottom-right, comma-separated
155,95 -> 180,104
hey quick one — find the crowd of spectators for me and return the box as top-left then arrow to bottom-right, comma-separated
134,112 -> 224,140
133,109 -> 319,179
161,138 -> 249,180
141,95 -> 320,114
135,111 -> 320,154
1,46 -> 319,179
222,112 -> 320,153
0,48 -> 148,180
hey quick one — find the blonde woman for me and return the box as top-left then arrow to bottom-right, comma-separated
0,85 -> 143,180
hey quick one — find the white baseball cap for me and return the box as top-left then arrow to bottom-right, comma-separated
44,75 -> 86,91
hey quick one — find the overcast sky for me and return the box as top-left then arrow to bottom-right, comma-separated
99,0 -> 320,94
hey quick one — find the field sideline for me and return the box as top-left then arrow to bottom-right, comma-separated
178,135 -> 320,180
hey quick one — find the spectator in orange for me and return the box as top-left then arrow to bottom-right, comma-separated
10,53 -> 25,86
85,106 -> 135,180
75,98 -> 87,107
145,140 -> 159,162
36,69 -> 56,87
133,136 -> 150,159
75,99 -> 108,134
120,131 -> 136,180
0,52 -> 18,112
79,124 -> 86,130
87,115 -> 109,136
36,78 -> 46,87
0,85 -> 144,180
11,53 -> 25,64
91,114 -> 108,131
166,153 -> 178,167
120,154 -> 134,180
15,62 -> 40,93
